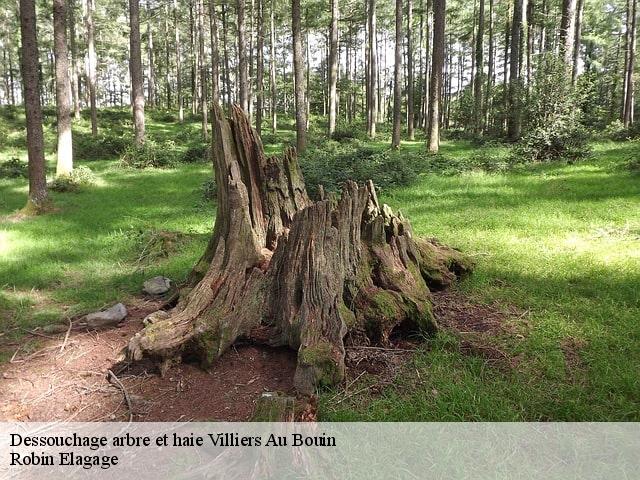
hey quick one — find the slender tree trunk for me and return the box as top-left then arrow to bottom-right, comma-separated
130,0 -> 146,145
559,0 -> 577,66
502,4 -> 510,133
328,0 -> 339,136
189,1 -> 198,115
472,0 -> 484,134
270,0 -> 277,132
54,0 -> 73,176
292,0 -> 306,151
146,0 -> 155,108
484,0 -> 493,132
19,0 -> 49,211
427,0 -> 444,152
571,0 -> 584,86
423,0 -> 431,133
237,0 -> 249,112
174,0 -> 183,121
85,0 -> 97,135
507,0 -> 523,141
391,0 -> 403,148
256,0 -> 264,134
69,0 -> 80,119
623,0 -> 637,126
164,6 -> 170,108
221,3 -> 231,106
407,0 -> 415,139
367,0 -> 377,138
209,0 -> 220,105
197,0 -> 208,139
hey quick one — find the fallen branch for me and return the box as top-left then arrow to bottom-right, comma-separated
59,319 -> 73,353
107,369 -> 133,422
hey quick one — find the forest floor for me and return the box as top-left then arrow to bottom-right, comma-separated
1,108 -> 639,420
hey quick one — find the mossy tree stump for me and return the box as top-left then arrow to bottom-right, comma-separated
125,105 -> 472,394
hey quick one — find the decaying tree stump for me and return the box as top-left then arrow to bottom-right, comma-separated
125,105 -> 473,394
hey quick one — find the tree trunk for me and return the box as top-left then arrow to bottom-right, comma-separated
146,0 -> 155,108
209,0 -> 220,105
174,0 -> 183,122
427,0 -> 444,152
484,0 -> 493,133
507,0 -> 522,141
571,0 -> 584,86
124,105 -> 472,394
292,0 -> 306,152
270,0 -> 277,133
473,0 -> 484,135
130,0 -> 146,145
255,0 -> 264,134
69,0 -> 81,120
197,0 -> 208,140
407,0 -> 415,140
54,0 -> 74,177
623,0 -> 637,127
84,0 -> 97,135
237,0 -> 249,112
328,0 -> 339,136
391,0 -> 403,148
559,0 -> 577,66
367,0 -> 377,138
19,0 -> 50,212
221,3 -> 231,106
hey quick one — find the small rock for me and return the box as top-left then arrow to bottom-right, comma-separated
143,276 -> 172,295
85,303 -> 127,329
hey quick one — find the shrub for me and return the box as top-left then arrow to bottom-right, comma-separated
120,140 -> 180,168
74,132 -> 130,160
182,142 -> 209,163
513,122 -> 590,162
49,166 -> 97,192
201,179 -> 217,201
0,157 -> 28,178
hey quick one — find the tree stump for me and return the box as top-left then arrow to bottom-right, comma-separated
125,105 -> 473,394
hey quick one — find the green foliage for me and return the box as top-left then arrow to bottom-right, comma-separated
49,166 -> 97,192
182,142 -> 209,163
74,131 -> 130,160
517,55 -> 591,162
120,140 -> 181,168
0,157 -> 28,179
201,179 -> 217,201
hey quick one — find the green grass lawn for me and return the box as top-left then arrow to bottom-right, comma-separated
1,110 -> 639,420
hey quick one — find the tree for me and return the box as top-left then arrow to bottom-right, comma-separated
69,0 -> 80,119
146,0 -> 155,108
392,0 -> 403,148
84,0 -> 97,135
292,0 -> 306,152
237,0 -> 249,112
270,0 -> 277,133
427,0 -> 445,152
328,0 -> 339,136
174,0 -> 183,122
209,0 -> 221,105
622,0 -> 637,127
407,0 -> 415,140
53,0 -> 73,176
19,0 -> 49,212
366,0 -> 377,138
130,0 -> 146,145
255,0 -> 265,134
197,0 -> 208,140
559,0 -> 577,66
473,0 -> 484,134
507,0 -> 523,141
124,106 -> 471,395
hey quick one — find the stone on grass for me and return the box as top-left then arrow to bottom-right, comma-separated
143,276 -> 172,295
85,303 -> 128,329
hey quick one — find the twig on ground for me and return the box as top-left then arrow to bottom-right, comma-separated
9,346 -> 22,363
346,346 -> 415,353
24,329 -> 59,339
107,369 -> 133,422
59,319 -> 73,353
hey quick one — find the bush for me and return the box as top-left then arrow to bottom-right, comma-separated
182,142 -> 209,163
49,166 -> 97,192
513,122 -> 590,162
0,157 -> 28,178
74,132 -> 130,160
603,120 -> 640,141
120,140 -> 180,168
201,179 -> 217,201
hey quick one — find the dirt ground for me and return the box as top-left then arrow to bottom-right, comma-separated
0,291 -> 517,422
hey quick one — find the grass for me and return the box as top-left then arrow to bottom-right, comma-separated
1,107 -> 639,420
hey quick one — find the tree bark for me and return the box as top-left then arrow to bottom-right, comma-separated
256,0 -> 264,134
124,105 -> 472,394
623,0 -> 637,127
507,0 -> 522,141
174,0 -> 183,121
237,0 -> 249,112
292,0 -> 306,152
559,0 -> 577,66
209,0 -> 220,105
270,0 -> 277,133
54,0 -> 74,177
391,0 -> 403,148
427,0 -> 444,152
146,0 -> 155,108
84,0 -> 97,135
571,0 -> 584,86
366,0 -> 377,138
130,0 -> 146,145
197,0 -> 208,140
328,0 -> 339,136
407,0 -> 415,140
69,0 -> 80,119
473,0 -> 484,135
19,0 -> 50,212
